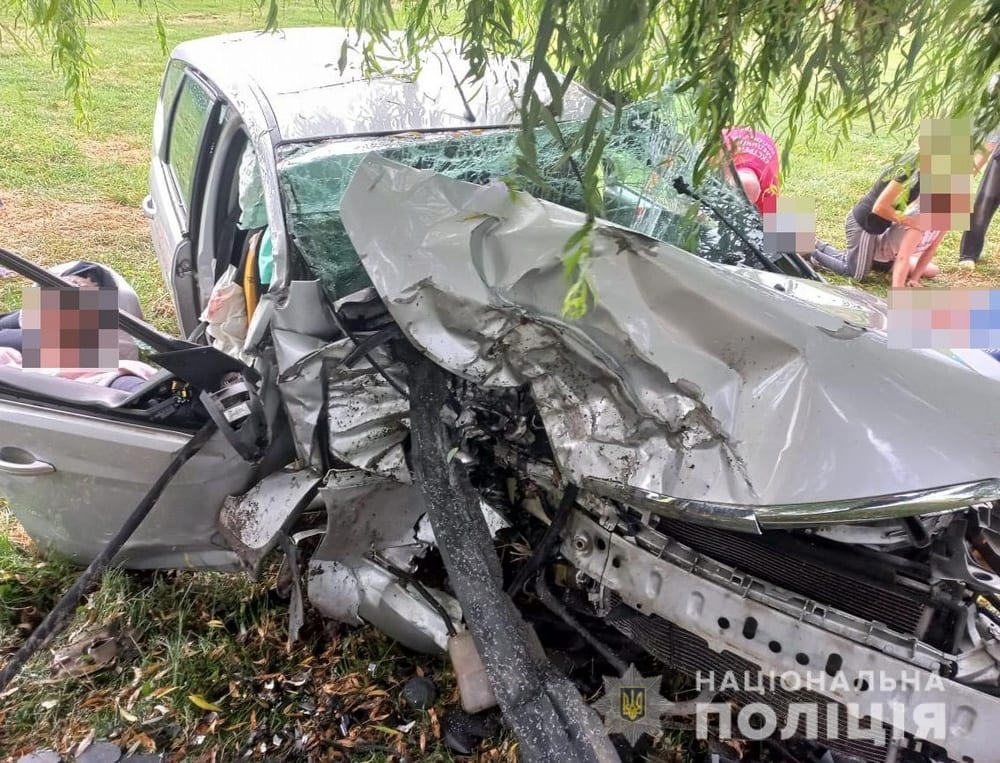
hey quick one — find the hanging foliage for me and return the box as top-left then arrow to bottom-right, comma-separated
5,0 -> 1000,312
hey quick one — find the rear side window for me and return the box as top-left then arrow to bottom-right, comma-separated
167,75 -> 214,212
152,60 -> 185,158
160,60 -> 185,112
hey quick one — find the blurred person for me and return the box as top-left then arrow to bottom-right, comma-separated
810,158 -> 943,285
957,135 -> 1000,271
0,266 -> 154,391
721,126 -> 780,214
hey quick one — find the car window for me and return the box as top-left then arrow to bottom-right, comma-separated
160,60 -> 185,113
275,93 -> 762,298
167,74 -> 214,213
152,60 -> 186,160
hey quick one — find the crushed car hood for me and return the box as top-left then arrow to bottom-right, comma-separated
339,154 -> 1000,510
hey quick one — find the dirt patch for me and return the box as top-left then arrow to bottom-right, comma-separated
0,191 -> 149,265
78,136 -> 149,167
0,190 -> 170,328
173,12 -> 228,23
1,505 -> 35,553
89,11 -> 228,27
939,265 -> 999,289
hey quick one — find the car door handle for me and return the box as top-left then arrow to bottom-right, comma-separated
142,194 -> 156,219
0,448 -> 55,476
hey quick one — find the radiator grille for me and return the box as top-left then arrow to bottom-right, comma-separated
653,518 -> 928,636
606,602 -> 892,763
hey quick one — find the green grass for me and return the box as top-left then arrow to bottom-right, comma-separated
1,2 -> 1000,760
0,539 -> 477,760
0,0 -> 340,331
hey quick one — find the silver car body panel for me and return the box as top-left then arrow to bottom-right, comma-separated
0,398 -> 255,569
307,468 -> 461,653
272,328 -> 410,479
218,467 -> 323,572
169,28 -> 597,145
339,154 -> 1000,510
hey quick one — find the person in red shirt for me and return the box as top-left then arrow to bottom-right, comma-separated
721,127 -> 780,214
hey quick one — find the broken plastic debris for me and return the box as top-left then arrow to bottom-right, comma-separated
401,676 -> 437,709
448,631 -> 497,714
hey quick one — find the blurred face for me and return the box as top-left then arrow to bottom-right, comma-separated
918,116 -> 973,232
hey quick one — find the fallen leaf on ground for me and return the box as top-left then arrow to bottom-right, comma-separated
74,729 -> 95,757
50,624 -> 121,679
189,694 -> 223,712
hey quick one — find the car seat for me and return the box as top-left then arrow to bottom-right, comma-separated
50,260 -> 145,361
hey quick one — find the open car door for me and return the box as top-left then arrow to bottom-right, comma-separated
145,61 -> 223,338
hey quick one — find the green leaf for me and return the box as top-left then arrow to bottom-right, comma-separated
154,13 -> 166,55
188,694 -> 223,712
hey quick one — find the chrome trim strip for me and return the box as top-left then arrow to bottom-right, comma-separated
583,477 -> 1000,534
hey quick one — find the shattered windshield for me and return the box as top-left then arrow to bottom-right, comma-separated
276,93 -> 763,300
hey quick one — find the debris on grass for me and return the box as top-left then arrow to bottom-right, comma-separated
0,507 -> 512,762
50,624 -> 122,680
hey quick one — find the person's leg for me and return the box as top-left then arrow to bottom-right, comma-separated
811,213 -> 878,278
810,240 -> 843,263
108,374 -> 147,393
909,257 -> 940,280
959,151 -> 1000,266
0,310 -> 20,330
0,329 -> 22,351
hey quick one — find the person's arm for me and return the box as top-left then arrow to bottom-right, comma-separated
906,231 -> 946,285
890,229 -> 920,288
974,141 -> 999,175
871,179 -> 910,224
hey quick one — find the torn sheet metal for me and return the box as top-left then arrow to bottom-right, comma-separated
313,469 -> 428,569
218,467 -> 322,572
274,331 -> 409,480
325,335 -> 410,482
273,327 -> 329,466
307,468 -> 461,652
271,282 -> 409,477
339,154 -> 1000,508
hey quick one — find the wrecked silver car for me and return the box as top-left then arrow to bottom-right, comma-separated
3,27 -> 1000,763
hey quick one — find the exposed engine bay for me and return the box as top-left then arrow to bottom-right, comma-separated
221,296 -> 1000,761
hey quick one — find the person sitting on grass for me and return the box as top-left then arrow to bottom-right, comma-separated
810,158 -> 943,286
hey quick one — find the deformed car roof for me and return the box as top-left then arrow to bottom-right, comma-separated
171,27 -> 599,143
